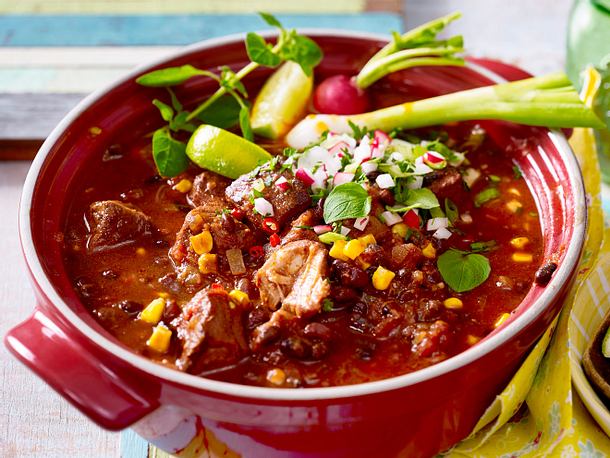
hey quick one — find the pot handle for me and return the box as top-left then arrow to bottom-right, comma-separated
4,307 -> 160,430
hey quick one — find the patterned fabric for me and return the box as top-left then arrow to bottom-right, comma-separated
445,67 -> 610,458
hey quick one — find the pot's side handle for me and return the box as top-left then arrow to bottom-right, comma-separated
4,308 -> 160,431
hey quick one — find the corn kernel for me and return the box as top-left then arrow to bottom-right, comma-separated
510,237 -> 530,249
512,252 -> 533,263
188,214 -> 203,232
392,223 -> 408,238
229,289 -> 250,306
358,234 -> 377,246
190,230 -> 213,254
329,240 -> 349,261
422,243 -> 436,259
508,187 -> 521,196
466,335 -> 480,346
372,266 -> 395,291
343,239 -> 365,260
357,257 -> 371,270
173,179 -> 192,193
157,292 -> 169,299
136,247 -> 146,256
140,298 -> 166,324
266,368 -> 286,386
198,253 -> 217,274
443,297 -> 463,309
146,324 -> 172,353
505,200 -> 523,213
494,312 -> 511,328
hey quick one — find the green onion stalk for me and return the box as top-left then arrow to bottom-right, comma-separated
286,72 -> 605,148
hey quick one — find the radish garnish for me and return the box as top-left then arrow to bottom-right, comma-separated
313,225 -> 332,235
333,172 -> 355,186
274,176 -> 290,190
361,161 -> 378,175
354,216 -> 369,231
295,168 -> 314,186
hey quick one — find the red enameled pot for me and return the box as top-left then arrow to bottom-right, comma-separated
5,31 -> 586,458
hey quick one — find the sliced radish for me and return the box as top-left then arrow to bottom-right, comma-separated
433,227 -> 452,240
361,161 -> 378,175
313,224 -> 332,235
370,130 -> 391,158
375,173 -> 395,189
403,209 -> 420,228
353,137 -> 372,164
295,168 -> 314,186
312,167 -> 329,190
333,172 -> 355,186
274,176 -> 290,191
340,226 -> 351,236
329,141 -> 351,157
424,151 -> 445,163
354,217 -> 369,231
381,211 -> 402,226
426,217 -> 449,231
254,198 -> 274,216
413,160 -> 433,175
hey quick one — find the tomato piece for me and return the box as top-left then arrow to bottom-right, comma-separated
403,209 -> 420,229
231,208 -> 244,220
269,233 -> 281,247
249,245 -> 264,258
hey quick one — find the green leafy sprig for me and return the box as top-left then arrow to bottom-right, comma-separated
136,12 -> 322,177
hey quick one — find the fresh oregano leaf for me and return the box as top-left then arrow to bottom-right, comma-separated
136,65 -> 208,87
152,99 -> 174,122
245,33 -> 282,67
167,88 -> 183,111
445,198 -> 459,224
437,248 -> 491,292
279,34 -> 323,76
220,66 -> 248,98
151,129 -> 190,177
196,94 -> 241,128
323,182 -> 372,224
259,12 -> 283,28
169,111 -> 196,133
239,104 -> 254,141
391,188 -> 440,211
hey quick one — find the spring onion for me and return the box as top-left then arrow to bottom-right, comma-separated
286,72 -> 605,149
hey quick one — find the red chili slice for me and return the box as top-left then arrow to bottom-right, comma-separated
231,208 -> 244,220
262,217 -> 279,234
211,283 -> 224,290
269,233 -> 281,247
249,245 -> 264,258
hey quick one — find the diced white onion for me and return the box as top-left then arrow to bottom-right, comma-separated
311,167 -> 328,190
275,176 -> 288,188
389,152 -> 404,163
354,217 -> 369,231
254,198 -> 274,216
353,136 -> 372,164
322,133 -> 357,151
297,146 -> 329,171
426,217 -> 449,231
433,227 -> 453,240
406,176 -> 423,189
360,161 -> 378,175
463,168 -> 481,187
381,211 -> 402,226
375,173 -> 395,189
340,226 -> 351,236
461,213 -> 473,224
449,152 -> 466,167
333,172 -> 355,186
413,160 -> 433,175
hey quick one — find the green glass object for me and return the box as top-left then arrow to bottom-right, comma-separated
567,0 -> 610,181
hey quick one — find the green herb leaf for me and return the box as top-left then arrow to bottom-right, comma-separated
445,198 -> 459,224
513,165 -> 523,179
259,11 -> 283,28
437,248 -> 491,292
392,188 -> 440,211
239,104 -> 254,141
246,32 -> 282,67
322,298 -> 335,312
474,187 -> 500,207
169,111 -> 196,133
280,34 -> 323,76
318,232 -> 348,244
152,99 -> 174,122
167,88 -> 183,111
136,65 -> 206,87
323,182 -> 372,224
196,94 -> 241,128
470,240 -> 497,252
151,129 -> 190,177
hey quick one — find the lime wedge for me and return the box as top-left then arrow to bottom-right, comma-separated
602,326 -> 610,358
186,125 -> 272,179
250,61 -> 313,140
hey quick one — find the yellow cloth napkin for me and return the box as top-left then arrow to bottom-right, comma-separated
446,67 -> 610,457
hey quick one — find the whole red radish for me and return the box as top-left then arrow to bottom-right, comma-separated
313,75 -> 370,115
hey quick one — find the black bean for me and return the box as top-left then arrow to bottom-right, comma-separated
311,341 -> 329,360
331,286 -> 360,303
280,336 -> 311,359
351,301 -> 368,315
114,300 -> 143,317
303,322 -> 333,341
535,261 -> 558,286
331,260 -> 368,289
221,212 -> 236,232
247,307 -> 270,330
162,300 -> 181,322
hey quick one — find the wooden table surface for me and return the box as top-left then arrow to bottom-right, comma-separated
0,1 -> 577,457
